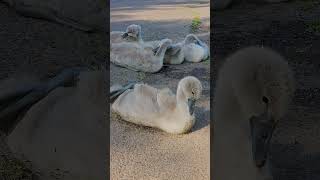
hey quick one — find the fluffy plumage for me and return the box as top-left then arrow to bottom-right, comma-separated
213,47 -> 295,180
112,76 -> 202,134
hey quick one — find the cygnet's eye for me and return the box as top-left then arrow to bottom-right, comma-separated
192,91 -> 195,95
262,96 -> 269,104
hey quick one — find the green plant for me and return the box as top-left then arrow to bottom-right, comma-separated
0,158 -> 33,179
190,16 -> 202,33
137,72 -> 146,81
307,21 -> 320,33
201,56 -> 210,66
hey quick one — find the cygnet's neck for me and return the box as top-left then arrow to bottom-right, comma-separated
213,85 -> 262,180
155,42 -> 169,58
158,85 -> 193,134
176,84 -> 188,110
137,33 -> 143,43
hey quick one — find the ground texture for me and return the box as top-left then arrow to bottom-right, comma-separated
110,0 -> 210,179
213,1 -> 320,179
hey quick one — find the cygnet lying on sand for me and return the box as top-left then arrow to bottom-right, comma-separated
110,39 -> 172,73
147,34 -> 209,64
7,70 -> 107,179
182,34 -> 209,63
111,76 -> 202,134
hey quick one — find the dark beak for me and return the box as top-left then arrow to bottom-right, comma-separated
152,46 -> 160,56
188,98 -> 196,115
122,33 -> 128,38
250,112 -> 277,168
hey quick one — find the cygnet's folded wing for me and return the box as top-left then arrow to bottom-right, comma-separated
112,84 -> 162,126
110,82 -> 136,103
157,88 -> 176,113
110,31 -> 124,43
110,42 -> 154,71
8,70 -> 107,179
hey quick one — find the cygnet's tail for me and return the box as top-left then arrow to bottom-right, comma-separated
110,82 -> 136,103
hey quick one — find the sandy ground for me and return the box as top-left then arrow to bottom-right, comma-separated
110,0 -> 210,179
0,2 -> 106,179
213,1 -> 320,179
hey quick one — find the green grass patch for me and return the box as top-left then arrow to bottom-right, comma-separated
307,21 -> 320,33
203,56 -> 210,65
190,16 -> 202,33
0,158 -> 33,179
137,72 -> 146,81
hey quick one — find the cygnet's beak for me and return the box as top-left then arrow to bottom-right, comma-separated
195,40 -> 201,46
188,98 -> 196,115
250,111 -> 278,168
127,32 -> 137,38
152,46 -> 160,56
122,32 -> 129,38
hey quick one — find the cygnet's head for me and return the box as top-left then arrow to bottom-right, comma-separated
178,76 -> 203,115
122,24 -> 141,39
166,43 -> 182,55
160,38 -> 172,47
255,49 -> 295,122
184,34 -> 200,45
237,47 -> 295,169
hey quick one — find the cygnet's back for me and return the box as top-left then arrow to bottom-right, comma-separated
7,70 -> 107,180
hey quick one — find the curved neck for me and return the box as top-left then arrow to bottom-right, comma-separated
194,36 -> 206,47
175,84 -> 191,116
213,84 -> 262,180
155,43 -> 169,58
176,84 -> 186,105
160,84 -> 194,134
137,30 -> 143,43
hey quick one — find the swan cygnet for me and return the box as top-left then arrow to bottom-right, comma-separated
110,24 -> 143,44
182,34 -> 209,63
7,70 -> 107,179
152,34 -> 209,65
111,76 -> 202,134
143,40 -> 185,65
163,43 -> 185,64
213,47 -> 295,180
110,38 -> 172,73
